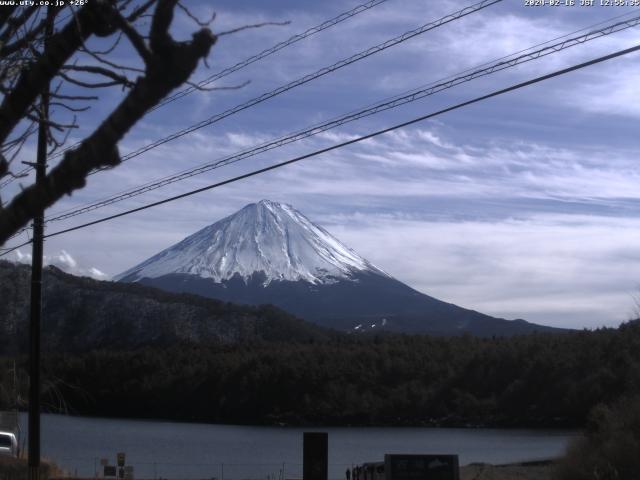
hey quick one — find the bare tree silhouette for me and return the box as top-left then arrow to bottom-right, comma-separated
0,0 -> 224,245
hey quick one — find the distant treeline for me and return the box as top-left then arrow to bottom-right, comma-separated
3,320 -> 640,427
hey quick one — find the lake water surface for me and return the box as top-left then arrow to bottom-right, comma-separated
19,414 -> 579,479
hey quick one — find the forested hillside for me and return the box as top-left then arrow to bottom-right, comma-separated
3,320 -> 637,427
0,260 -> 332,353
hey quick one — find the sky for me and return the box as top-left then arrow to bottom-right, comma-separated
3,0 -> 640,329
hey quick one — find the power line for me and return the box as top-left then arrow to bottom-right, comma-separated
0,240 -> 31,257
38,0 -> 392,165
7,0 -> 507,222
1,0 -> 507,244
0,41 -> 632,254
126,1 -> 504,156
154,0 -> 391,110
3,0 -> 499,192
0,9 -> 74,190
80,0 -> 501,173
0,169 -> 30,189
0,242 -> 29,258
42,13 -> 640,224
340,8 -> 640,122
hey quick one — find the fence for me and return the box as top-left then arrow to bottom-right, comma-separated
43,459 -> 357,480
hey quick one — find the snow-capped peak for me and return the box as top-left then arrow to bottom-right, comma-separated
114,200 -> 387,285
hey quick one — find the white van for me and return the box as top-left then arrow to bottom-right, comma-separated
0,431 -> 18,457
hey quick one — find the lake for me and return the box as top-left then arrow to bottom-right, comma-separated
19,414 -> 579,479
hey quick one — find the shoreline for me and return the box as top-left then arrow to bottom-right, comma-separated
461,460 -> 556,480
1,458 -> 557,480
19,410 -> 584,431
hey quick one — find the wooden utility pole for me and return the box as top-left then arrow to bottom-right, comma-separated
27,8 -> 53,480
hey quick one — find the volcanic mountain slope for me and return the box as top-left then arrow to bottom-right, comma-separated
116,200 -> 564,336
116,199 -> 386,285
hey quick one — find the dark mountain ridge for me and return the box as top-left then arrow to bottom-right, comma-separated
138,270 -> 559,336
0,260 -> 332,354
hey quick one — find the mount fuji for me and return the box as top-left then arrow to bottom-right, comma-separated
115,200 -> 561,336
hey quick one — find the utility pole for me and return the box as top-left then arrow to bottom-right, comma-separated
27,8 -> 53,480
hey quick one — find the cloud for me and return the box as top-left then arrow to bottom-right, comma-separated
3,1 -> 639,332
564,61 -> 640,118
237,126 -> 640,208
327,212 -> 640,330
35,120 -> 640,280
14,249 -> 108,280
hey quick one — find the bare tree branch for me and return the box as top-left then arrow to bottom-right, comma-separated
149,0 -> 175,52
118,0 -> 136,12
0,6 -> 18,31
79,31 -> 123,55
0,154 -> 7,179
127,0 -> 157,22
0,14 -> 47,58
58,71 -> 128,89
0,0 -> 217,244
80,50 -> 145,73
50,93 -> 99,101
6,125 -> 37,164
61,64 -> 135,88
25,111 -> 78,132
0,162 -> 30,180
113,10 -> 152,64
49,102 -> 91,113
217,20 -> 291,37
0,1 -> 119,145
2,121 -> 37,153
177,2 -> 216,28
0,6 -> 38,45
48,116 -> 76,156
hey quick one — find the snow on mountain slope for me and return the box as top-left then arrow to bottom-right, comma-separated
114,200 -> 387,285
